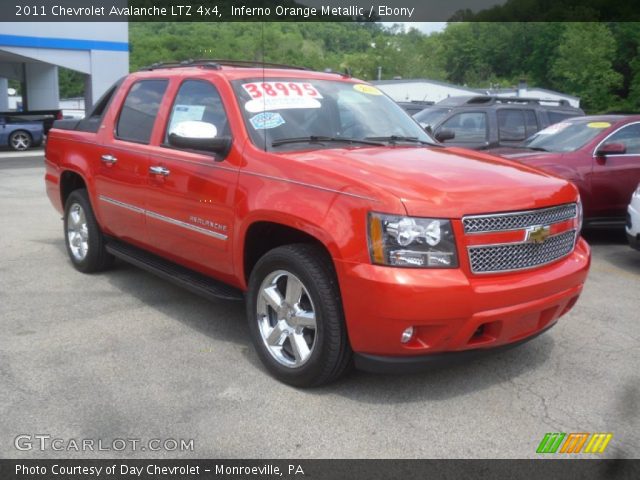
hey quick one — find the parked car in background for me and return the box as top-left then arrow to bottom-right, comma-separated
489,115 -> 640,228
0,115 -> 44,151
414,96 -> 584,149
627,184 -> 640,250
1,109 -> 63,135
396,100 -> 433,116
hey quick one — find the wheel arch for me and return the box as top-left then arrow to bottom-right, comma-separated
240,219 -> 339,288
60,170 -> 89,209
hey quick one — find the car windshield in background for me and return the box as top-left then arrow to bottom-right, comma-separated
413,107 -> 452,128
231,78 -> 434,151
523,119 -> 613,152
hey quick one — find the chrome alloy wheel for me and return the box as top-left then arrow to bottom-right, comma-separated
67,203 -> 89,261
10,132 -> 31,150
256,270 -> 317,368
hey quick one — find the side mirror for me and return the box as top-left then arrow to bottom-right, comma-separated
435,129 -> 455,142
0,117 -> 6,126
596,142 -> 626,157
423,124 -> 433,134
168,120 -> 231,158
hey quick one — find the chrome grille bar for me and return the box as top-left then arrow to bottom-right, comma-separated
468,230 -> 576,274
463,204 -> 577,234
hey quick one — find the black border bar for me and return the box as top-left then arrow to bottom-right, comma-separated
2,459 -> 639,480
3,0 -> 640,22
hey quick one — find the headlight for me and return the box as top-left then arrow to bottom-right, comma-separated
368,213 -> 458,268
576,196 -> 583,234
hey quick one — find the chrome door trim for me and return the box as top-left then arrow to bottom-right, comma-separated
98,195 -> 228,241
145,210 -> 228,240
98,195 -> 144,214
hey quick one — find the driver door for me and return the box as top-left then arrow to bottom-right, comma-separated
144,79 -> 240,280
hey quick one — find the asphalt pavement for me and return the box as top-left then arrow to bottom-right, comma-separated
1,154 -> 638,459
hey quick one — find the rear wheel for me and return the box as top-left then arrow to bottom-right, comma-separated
9,130 -> 32,151
247,244 -> 352,387
63,189 -> 113,273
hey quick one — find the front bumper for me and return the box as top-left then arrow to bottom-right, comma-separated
354,324 -> 553,373
336,237 -> 590,359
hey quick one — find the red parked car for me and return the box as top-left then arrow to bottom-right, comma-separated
44,61 -> 590,386
490,115 -> 640,228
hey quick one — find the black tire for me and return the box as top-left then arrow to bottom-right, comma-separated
247,244 -> 352,387
63,189 -> 114,273
8,130 -> 32,151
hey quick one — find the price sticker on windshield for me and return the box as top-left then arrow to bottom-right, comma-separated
243,82 -> 322,99
242,82 -> 323,113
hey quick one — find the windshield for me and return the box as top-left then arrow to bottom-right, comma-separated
232,78 -> 434,151
523,119 -> 613,152
413,107 -> 452,128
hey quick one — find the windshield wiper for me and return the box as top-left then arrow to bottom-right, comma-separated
522,146 -> 549,152
271,136 -> 384,147
365,135 -> 437,146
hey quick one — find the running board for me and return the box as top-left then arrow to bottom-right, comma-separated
105,240 -> 244,302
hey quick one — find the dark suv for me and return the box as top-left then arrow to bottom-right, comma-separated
414,96 -> 584,150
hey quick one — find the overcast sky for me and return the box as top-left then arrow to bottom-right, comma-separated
383,22 -> 447,34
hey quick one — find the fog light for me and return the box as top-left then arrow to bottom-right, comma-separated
401,326 -> 414,344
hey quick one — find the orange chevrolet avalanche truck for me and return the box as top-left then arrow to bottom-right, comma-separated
45,61 -> 590,386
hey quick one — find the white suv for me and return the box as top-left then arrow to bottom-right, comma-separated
627,184 -> 640,251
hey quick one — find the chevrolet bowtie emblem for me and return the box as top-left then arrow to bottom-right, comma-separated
526,225 -> 551,244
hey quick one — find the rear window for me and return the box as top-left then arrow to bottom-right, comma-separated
524,110 -> 539,137
116,80 -> 168,144
497,109 -> 526,142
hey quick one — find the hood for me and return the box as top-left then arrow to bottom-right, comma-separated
285,146 -> 577,218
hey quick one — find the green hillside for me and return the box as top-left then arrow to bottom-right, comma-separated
57,22 -> 640,113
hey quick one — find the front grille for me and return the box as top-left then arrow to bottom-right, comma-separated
463,204 -> 577,234
468,230 -> 576,274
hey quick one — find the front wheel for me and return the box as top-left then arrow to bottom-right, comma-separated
246,244 -> 352,387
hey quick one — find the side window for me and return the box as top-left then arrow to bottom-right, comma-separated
604,123 -> 640,154
497,109 -> 526,142
548,111 -> 575,125
165,80 -> 229,144
524,110 -> 539,137
116,80 -> 168,144
440,112 -> 487,143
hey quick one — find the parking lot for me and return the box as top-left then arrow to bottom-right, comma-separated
1,153 -> 638,459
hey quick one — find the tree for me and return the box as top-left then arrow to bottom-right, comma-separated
550,23 -> 622,112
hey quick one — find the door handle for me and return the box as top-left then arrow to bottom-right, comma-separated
100,154 -> 117,165
149,166 -> 170,176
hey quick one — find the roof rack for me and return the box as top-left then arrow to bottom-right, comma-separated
139,59 -> 311,72
472,96 -> 573,107
438,95 -> 572,108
